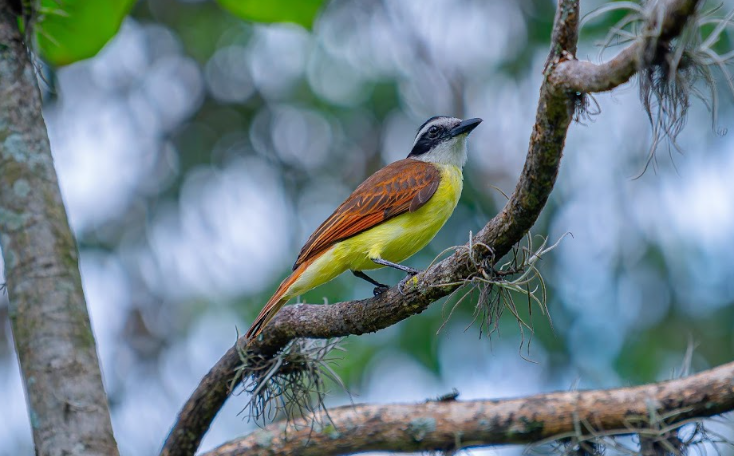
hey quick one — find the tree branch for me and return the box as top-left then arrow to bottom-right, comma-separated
551,45 -> 640,93
550,0 -> 701,93
203,360 -> 734,455
0,3 -> 119,455
161,0 -> 702,454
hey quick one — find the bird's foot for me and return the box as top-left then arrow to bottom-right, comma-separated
373,285 -> 390,296
398,270 -> 421,295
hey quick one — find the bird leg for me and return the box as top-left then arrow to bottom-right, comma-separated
370,258 -> 421,275
370,258 -> 422,295
352,270 -> 389,296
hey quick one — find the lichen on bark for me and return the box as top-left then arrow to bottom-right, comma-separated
0,2 -> 119,454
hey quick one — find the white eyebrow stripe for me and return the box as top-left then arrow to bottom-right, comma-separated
412,117 -> 459,147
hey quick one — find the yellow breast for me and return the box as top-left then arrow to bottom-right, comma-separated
286,163 -> 463,298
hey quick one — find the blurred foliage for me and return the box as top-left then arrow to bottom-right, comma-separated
216,0 -> 323,29
36,0 -> 136,65
34,0 -> 322,66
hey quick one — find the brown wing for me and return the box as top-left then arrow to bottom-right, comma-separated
293,159 -> 441,269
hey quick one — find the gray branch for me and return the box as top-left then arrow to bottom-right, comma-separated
0,3 -> 119,455
203,360 -> 734,455
161,0 -> 702,454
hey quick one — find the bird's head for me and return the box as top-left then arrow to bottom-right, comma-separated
407,116 -> 482,167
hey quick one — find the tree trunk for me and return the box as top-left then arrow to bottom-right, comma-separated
0,3 -> 119,455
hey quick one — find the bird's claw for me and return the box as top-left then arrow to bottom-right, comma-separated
398,271 -> 420,295
373,285 -> 389,296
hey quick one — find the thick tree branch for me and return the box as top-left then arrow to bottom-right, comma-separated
161,0 -> 702,454
203,360 -> 734,456
0,3 -> 119,455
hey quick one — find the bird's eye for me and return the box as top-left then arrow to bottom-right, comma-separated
428,126 -> 439,137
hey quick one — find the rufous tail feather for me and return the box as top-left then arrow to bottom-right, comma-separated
245,260 -> 312,343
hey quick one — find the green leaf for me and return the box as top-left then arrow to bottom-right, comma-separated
216,0 -> 323,29
36,0 -> 136,66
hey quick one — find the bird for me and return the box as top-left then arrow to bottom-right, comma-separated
246,116 -> 482,342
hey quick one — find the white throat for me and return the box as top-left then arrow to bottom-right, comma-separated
411,135 -> 468,167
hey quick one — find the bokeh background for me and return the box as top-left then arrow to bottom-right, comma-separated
2,0 -> 734,454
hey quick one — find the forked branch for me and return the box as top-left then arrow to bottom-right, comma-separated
161,0 -> 704,454
551,0 -> 702,93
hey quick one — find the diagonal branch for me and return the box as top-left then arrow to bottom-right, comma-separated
203,360 -> 734,456
161,0 -> 702,454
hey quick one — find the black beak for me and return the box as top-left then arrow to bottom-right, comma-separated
450,118 -> 483,137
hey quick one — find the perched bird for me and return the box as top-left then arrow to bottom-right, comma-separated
246,116 -> 482,342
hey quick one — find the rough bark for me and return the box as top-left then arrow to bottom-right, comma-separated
161,0 -> 701,454
0,4 -> 119,455
204,360 -> 734,455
